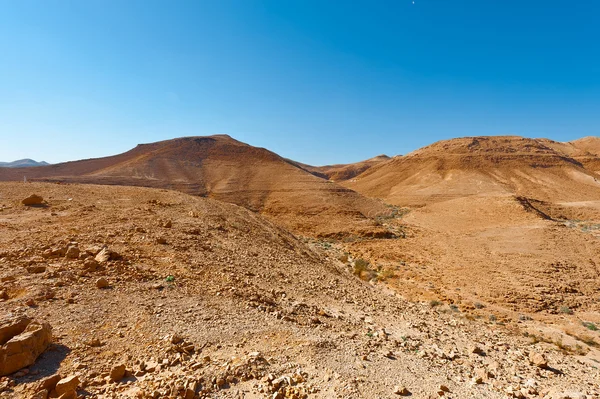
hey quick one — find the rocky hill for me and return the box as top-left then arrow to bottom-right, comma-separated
343,136 -> 600,206
0,182 -> 597,398
0,136 -> 391,237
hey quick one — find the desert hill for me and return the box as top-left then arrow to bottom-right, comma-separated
0,135 -> 391,237
290,155 -> 391,182
0,159 -> 49,168
0,182 -> 597,398
343,136 -> 600,206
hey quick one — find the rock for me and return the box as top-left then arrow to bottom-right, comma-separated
394,385 -> 410,396
95,247 -> 112,263
0,290 -> 7,301
85,338 -> 103,347
64,246 -> 80,259
96,277 -> 109,289
0,316 -> 52,376
83,259 -> 99,272
170,334 -> 183,344
110,364 -> 126,382
474,367 -> 490,383
156,237 -> 167,245
22,195 -> 44,206
437,385 -> 450,395
31,389 -> 48,399
37,373 -> 61,392
27,265 -> 47,274
55,375 -> 79,395
529,352 -> 548,368
469,345 -> 485,356
57,391 -> 77,399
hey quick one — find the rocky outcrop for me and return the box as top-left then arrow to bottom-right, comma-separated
0,316 -> 52,376
21,194 -> 44,206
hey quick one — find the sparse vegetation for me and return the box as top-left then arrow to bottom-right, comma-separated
583,321 -> 598,331
559,306 -> 574,315
474,302 -> 484,309
352,258 -> 377,281
429,300 -> 442,307
165,275 -> 175,283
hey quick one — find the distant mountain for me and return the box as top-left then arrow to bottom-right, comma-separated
0,159 -> 49,168
288,155 -> 392,181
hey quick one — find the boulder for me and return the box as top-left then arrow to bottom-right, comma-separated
0,316 -> 52,376
55,375 -> 79,395
22,195 -> 44,206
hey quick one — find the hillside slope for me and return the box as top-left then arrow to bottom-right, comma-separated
290,155 -> 392,182
0,135 -> 391,237
343,136 -> 600,206
0,182 -> 597,398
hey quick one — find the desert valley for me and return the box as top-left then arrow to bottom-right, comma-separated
1,134 -> 599,399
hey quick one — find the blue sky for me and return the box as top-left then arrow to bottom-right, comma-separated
1,0 -> 598,165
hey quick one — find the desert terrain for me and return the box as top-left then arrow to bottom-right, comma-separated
1,135 -> 600,398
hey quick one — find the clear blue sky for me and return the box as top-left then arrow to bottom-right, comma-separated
1,0 -> 598,165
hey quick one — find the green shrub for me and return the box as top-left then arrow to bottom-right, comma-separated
583,322 -> 598,331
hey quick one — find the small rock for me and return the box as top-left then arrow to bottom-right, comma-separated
22,195 -> 44,206
95,247 -> 112,263
110,364 -> 126,382
95,278 -> 109,289
83,259 -> 99,272
31,389 -> 49,399
85,338 -> 103,347
529,352 -> 548,369
469,345 -> 485,356
27,265 -> 47,274
64,246 -> 80,260
170,334 -> 183,344
394,385 -> 410,396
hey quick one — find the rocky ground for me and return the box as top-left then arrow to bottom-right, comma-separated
0,182 -> 599,398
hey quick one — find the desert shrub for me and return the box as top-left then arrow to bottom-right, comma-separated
559,306 -> 574,315
583,322 -> 598,331
353,258 -> 376,281
474,302 -> 485,309
429,300 -> 442,307
377,268 -> 395,281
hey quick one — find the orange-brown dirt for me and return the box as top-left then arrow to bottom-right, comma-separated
0,182 -> 598,399
2,135 -> 600,398
0,136 -> 391,238
336,136 -> 600,361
